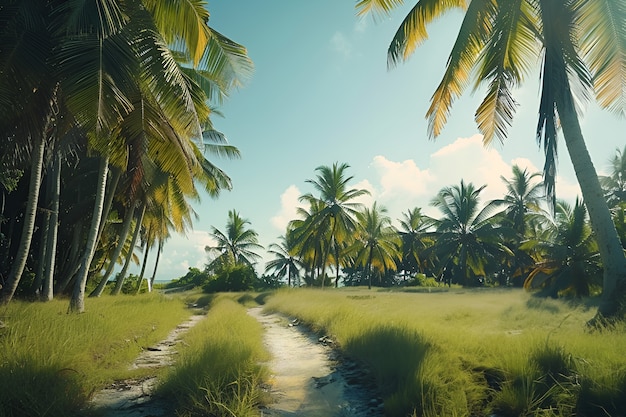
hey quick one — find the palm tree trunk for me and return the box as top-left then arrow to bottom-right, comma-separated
367,247 -> 374,290
135,240 -> 149,294
558,94 -> 626,319
42,151 -> 61,301
148,238 -> 163,292
89,201 -> 136,297
69,156 -> 109,313
96,166 -> 122,243
112,202 -> 145,295
0,133 -> 46,306
33,209 -> 50,296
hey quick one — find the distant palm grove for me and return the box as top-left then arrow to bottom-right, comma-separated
2,0 -> 626,323
185,159 -> 626,303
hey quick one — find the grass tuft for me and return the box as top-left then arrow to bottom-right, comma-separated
157,296 -> 268,417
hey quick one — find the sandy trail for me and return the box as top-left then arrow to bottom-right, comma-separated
248,307 -> 383,417
88,313 -> 205,417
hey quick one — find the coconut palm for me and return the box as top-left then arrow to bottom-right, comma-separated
356,0 -> 626,318
206,210 -> 263,269
265,233 -> 304,287
299,162 -> 370,288
492,165 -> 544,236
429,180 -> 513,286
396,207 -> 434,278
288,200 -> 329,286
351,203 -> 401,289
600,146 -> 626,208
523,199 -> 602,297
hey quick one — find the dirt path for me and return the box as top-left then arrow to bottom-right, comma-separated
88,313 -> 205,417
248,307 -> 383,417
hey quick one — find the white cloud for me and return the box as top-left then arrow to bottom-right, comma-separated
330,31 -> 352,58
270,185 -> 303,231
354,17 -> 368,33
156,231 -> 216,281
366,134 -> 568,220
352,179 -> 377,208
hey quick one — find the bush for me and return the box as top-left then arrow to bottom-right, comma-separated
405,273 -> 441,287
167,268 -> 210,289
203,264 -> 258,293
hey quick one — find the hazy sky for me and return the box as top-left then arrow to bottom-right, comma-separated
148,1 -> 625,280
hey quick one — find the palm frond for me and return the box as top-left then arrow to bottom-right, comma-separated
578,0 -> 626,116
143,0 -> 211,66
426,0 -> 492,138
355,0 -> 406,18
388,0 -> 466,67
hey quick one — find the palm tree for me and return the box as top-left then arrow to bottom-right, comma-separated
523,199 -> 602,298
351,203 -> 401,289
289,201 -> 328,286
265,234 -> 304,287
206,210 -> 263,270
299,162 -> 369,288
491,165 -> 544,286
356,0 -> 626,318
396,207 -> 434,279
429,180 -> 513,286
492,165 -> 544,236
600,146 -> 626,208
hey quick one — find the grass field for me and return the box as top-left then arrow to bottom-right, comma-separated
263,287 -> 626,417
0,294 -> 192,417
1,288 -> 624,417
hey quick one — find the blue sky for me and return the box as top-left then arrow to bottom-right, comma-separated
150,1 -> 625,280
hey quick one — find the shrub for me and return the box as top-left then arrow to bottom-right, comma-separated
203,264 -> 258,293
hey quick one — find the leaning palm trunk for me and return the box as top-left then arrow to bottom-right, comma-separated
557,92 -> 626,319
69,156 -> 109,313
148,238 -> 164,292
112,202 -> 146,295
89,200 -> 136,297
0,134 -> 46,305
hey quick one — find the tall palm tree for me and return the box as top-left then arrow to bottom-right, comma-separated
396,207 -> 433,278
429,180 -> 513,286
492,165 -> 544,236
265,233 -> 304,287
356,0 -> 626,318
299,162 -> 369,288
289,201 -> 328,286
491,165 -> 544,286
523,199 -> 602,298
206,210 -> 263,269
351,203 -> 401,289
600,146 -> 626,208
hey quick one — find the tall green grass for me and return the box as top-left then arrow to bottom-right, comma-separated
0,294 -> 191,417
264,288 -> 626,417
157,295 -> 269,417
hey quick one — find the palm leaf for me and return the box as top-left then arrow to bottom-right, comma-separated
426,0 -> 493,138
387,0 -> 466,67
143,0 -> 211,66
578,0 -> 626,116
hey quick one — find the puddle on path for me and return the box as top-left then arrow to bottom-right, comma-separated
88,313 -> 205,417
248,307 -> 383,417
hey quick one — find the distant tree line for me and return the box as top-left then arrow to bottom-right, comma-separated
175,156 -> 625,301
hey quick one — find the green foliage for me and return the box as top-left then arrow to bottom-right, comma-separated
158,297 -> 268,416
0,295 -> 190,417
203,263 -> 258,293
404,273 -> 441,287
167,267 -> 210,289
